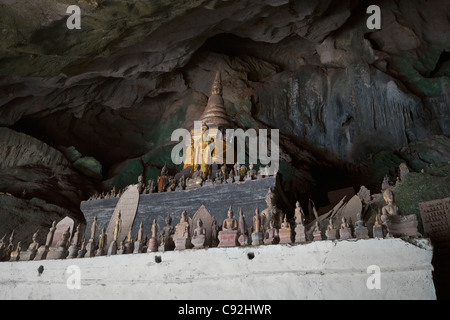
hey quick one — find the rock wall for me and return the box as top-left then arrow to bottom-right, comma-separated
0,1 -> 449,248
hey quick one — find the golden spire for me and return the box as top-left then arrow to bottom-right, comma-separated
199,70 -> 231,129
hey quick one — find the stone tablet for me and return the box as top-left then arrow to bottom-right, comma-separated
419,198 -> 450,243
51,216 -> 74,248
105,185 -> 140,248
189,205 -> 214,248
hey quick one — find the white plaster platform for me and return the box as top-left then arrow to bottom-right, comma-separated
0,238 -> 436,300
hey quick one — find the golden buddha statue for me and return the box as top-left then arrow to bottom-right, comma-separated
183,71 -> 232,172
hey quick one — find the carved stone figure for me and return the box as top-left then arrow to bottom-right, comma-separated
123,227 -> 134,254
5,231 -> 14,261
19,230 -> 39,261
279,216 -> 292,244
252,208 -> 264,245
381,189 -> 399,217
313,221 -> 323,241
90,216 -> 98,240
174,211 -> 192,250
339,217 -> 353,240
256,167 -> 263,179
77,238 -> 87,258
354,212 -> 369,239
192,219 -> 206,249
233,162 -> 240,178
264,220 -> 279,245
96,228 -> 106,256
325,218 -> 337,240
221,165 -> 229,180
399,163 -> 410,183
47,227 -> 71,260
159,214 -> 175,252
218,206 -> 239,247
294,201 -> 305,226
34,222 -> 56,261
67,225 -> 81,259
380,189 -> 420,237
158,165 -> 169,193
178,175 -> 186,191
0,234 -> 6,261
373,212 -> 384,239
85,217 -> 98,258
108,212 -> 122,256
147,219 -> 159,252
261,188 -> 284,230
134,222 -> 145,253
237,209 -> 249,246
381,175 -> 390,191
245,163 -> 256,181
211,218 -> 219,247
9,242 -> 21,261
137,175 -> 145,194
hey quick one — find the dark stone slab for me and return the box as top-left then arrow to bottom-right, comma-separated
81,176 -> 279,241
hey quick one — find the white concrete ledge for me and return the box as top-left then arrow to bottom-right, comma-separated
0,238 -> 436,300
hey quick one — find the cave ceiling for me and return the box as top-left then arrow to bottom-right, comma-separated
0,0 -> 449,221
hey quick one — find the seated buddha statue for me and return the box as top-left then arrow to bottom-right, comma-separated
192,219 -> 206,249
218,206 -> 239,247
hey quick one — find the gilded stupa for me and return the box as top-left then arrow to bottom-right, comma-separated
184,71 -> 233,175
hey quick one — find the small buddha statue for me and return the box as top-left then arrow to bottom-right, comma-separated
221,165 -> 229,180
10,241 -> 22,261
34,221 -> 56,261
279,215 -> 293,244
113,212 -> 122,242
147,219 -> 159,252
339,217 -> 353,240
48,227 -> 70,260
211,218 -> 219,247
67,225 -> 81,259
222,206 -> 238,231
294,201 -> 305,226
381,189 -> 399,217
233,162 -> 240,178
380,189 -> 420,237
137,175 -> 145,194
218,206 -> 239,247
124,227 -> 134,254
246,163 -> 256,181
381,175 -> 390,191
264,220 -> 279,245
96,228 -> 106,256
354,212 -> 369,239
28,230 -> 40,252
133,221 -> 145,253
238,209 -> 249,246
313,221 -> 323,241
261,188 -> 284,230
373,212 -> 384,239
192,219 -> 206,249
174,211 -> 191,250
0,234 -> 6,261
160,214 -> 175,251
325,218 -> 337,240
251,208 -> 264,245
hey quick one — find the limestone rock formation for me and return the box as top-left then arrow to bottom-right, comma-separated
0,0 -> 449,240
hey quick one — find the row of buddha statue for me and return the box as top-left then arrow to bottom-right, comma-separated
87,162 -> 277,201
0,185 -> 414,262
